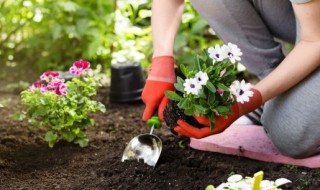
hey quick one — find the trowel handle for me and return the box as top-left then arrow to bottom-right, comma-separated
147,110 -> 161,129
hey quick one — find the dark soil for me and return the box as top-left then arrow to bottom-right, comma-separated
1,87 -> 320,190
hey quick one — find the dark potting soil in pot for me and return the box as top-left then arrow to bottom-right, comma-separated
0,87 -> 319,190
163,100 -> 206,135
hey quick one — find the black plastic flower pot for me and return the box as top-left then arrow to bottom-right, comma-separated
109,61 -> 145,103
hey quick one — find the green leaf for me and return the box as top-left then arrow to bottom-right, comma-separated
193,105 -> 208,115
198,89 -> 207,99
194,55 -> 202,71
32,107 -> 47,118
165,91 -> 182,101
96,102 -> 106,112
205,66 -> 213,74
178,97 -> 188,109
206,81 -> 216,94
76,19 -> 90,35
179,64 -> 188,78
68,109 -> 76,117
45,132 -> 58,148
63,131 -> 76,142
199,99 -> 209,108
174,83 -> 184,93
75,138 -> 89,148
177,76 -> 184,85
184,108 -> 194,116
73,128 -> 80,135
191,19 -> 208,34
52,125 -> 64,130
174,34 -> 188,51
89,119 -> 95,126
86,39 -> 101,58
216,106 -> 230,114
45,131 -> 58,141
40,98 -> 49,105
217,83 -> 229,91
209,113 -> 217,131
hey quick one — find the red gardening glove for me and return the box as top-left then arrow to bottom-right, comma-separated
174,88 -> 262,138
142,56 -> 176,122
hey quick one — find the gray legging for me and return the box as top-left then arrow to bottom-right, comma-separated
189,0 -> 320,158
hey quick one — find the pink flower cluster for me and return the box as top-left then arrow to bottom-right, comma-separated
29,71 -> 67,96
69,60 -> 90,75
29,60 -> 91,96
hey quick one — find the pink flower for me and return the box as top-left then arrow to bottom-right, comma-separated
69,60 -> 90,75
29,81 -> 47,93
40,71 -> 60,81
55,84 -> 67,96
217,88 -> 224,96
46,81 -> 61,91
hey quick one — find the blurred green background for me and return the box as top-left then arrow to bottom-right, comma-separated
0,0 -> 220,86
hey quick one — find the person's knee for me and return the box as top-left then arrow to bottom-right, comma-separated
263,118 -> 320,158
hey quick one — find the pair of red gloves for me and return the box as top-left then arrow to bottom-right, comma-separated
142,56 -> 262,138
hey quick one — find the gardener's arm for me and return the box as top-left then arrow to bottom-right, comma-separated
152,0 -> 184,57
254,0 -> 320,103
142,0 -> 185,121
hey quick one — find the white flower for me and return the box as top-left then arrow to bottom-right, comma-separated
211,172 -> 291,190
275,178 -> 292,187
183,78 -> 202,95
226,42 -> 243,64
230,80 -> 253,104
195,71 -> 209,86
208,44 -> 228,61
227,174 -> 243,183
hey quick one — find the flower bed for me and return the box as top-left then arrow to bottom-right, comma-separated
0,87 -> 320,189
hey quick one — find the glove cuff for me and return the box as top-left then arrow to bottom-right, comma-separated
238,88 -> 262,116
147,56 -> 176,83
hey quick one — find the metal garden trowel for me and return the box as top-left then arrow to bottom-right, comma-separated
121,112 -> 162,167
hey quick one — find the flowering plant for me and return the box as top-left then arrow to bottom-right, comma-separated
165,43 -> 253,129
205,171 -> 291,190
21,60 -> 106,148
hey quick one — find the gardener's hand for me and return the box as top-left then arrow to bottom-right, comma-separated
142,56 -> 176,122
174,88 -> 262,138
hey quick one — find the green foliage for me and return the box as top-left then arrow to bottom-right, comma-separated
0,0 -> 116,74
284,164 -> 299,173
21,70 -> 106,148
1,0 -> 220,80
165,47 -> 237,130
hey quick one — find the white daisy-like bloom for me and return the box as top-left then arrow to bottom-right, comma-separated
226,42 -> 243,64
213,174 -> 291,190
230,80 -> 253,104
208,44 -> 228,61
183,78 -> 202,95
195,71 -> 209,86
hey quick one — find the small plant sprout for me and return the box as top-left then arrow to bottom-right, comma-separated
205,171 -> 291,190
165,43 -> 253,129
21,60 -> 106,148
